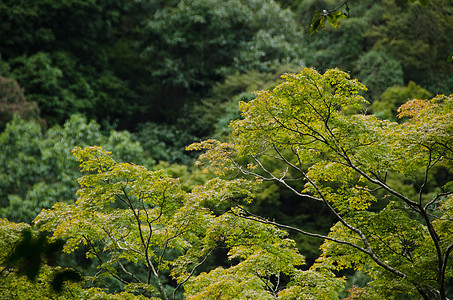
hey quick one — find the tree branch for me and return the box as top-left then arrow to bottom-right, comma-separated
234,206 -> 406,278
173,249 -> 214,300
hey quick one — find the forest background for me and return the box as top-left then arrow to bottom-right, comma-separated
1,0 -> 453,299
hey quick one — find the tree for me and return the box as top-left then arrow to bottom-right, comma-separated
355,50 -> 404,100
0,75 -> 41,130
0,0 -> 144,127
367,0 -> 453,95
0,218 -> 149,299
188,68 -> 453,299
0,0 -> 305,129
33,146 -> 342,299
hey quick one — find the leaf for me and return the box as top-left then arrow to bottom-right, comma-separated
327,14 -> 338,28
310,12 -> 325,35
327,11 -> 346,29
448,52 -> 453,62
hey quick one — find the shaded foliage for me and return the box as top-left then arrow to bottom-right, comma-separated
299,0 -> 453,101
0,0 -> 304,129
137,0 -> 304,123
0,0 -> 142,127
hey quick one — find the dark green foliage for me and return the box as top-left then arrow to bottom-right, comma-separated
134,67 -> 304,165
191,66 -> 302,139
300,0 -> 453,100
214,92 -> 256,138
284,0 -> 432,34
368,0 -> 453,95
356,50 -> 404,100
51,269 -> 83,293
0,0 -> 304,129
301,0 -> 381,67
134,122 -> 197,165
0,116 -> 43,208
301,0 -> 386,86
5,49 -> 137,127
0,0 -> 143,127
137,0 -> 304,122
305,16 -> 371,73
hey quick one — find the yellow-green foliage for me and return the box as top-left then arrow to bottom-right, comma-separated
32,145 -> 343,299
189,68 -> 453,299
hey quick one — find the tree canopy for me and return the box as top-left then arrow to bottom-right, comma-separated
1,0 -> 453,298
189,68 -> 453,299
29,146 -> 342,299
0,0 -> 304,128
2,68 -> 451,299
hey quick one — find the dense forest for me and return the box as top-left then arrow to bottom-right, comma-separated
1,0 -> 453,299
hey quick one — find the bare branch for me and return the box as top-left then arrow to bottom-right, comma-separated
347,162 -> 420,210
121,187 -> 169,300
250,154 -> 322,202
425,192 -> 453,211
